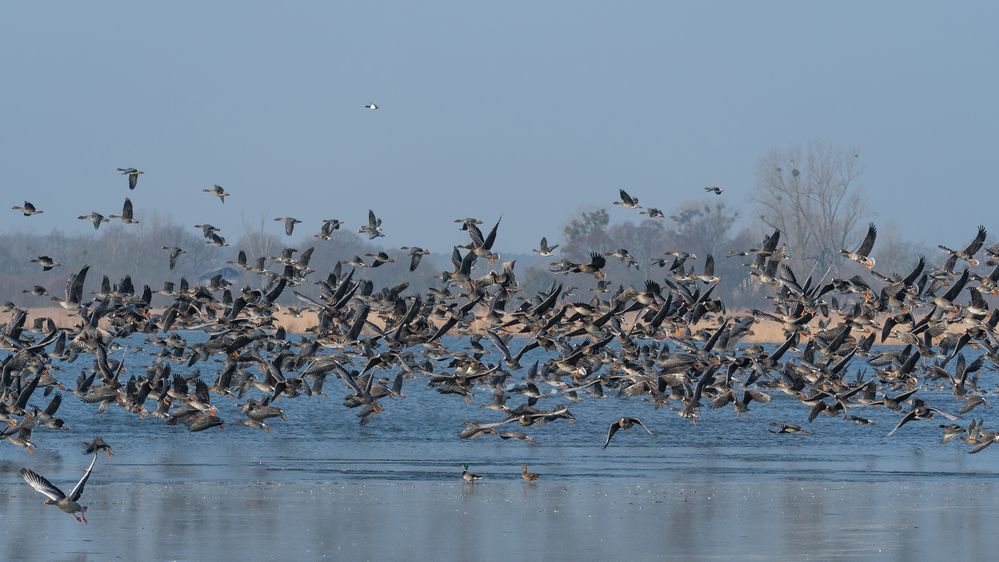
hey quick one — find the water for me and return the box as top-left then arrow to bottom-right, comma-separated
2,336 -> 997,560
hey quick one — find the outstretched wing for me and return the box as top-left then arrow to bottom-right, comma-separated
856,223 -> 877,257
20,468 -> 66,501
963,225 -> 987,256
68,453 -> 98,501
603,421 -> 622,449
632,417 -> 655,435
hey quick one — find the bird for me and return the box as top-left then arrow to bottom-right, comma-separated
401,247 -> 430,271
82,436 -> 113,458
162,246 -> 185,270
109,198 -> 139,224
30,256 -> 60,271
20,454 -> 98,524
768,422 -> 812,436
938,225 -> 988,267
316,219 -> 343,240
532,237 -> 560,256
12,201 -> 43,216
461,463 -> 482,482
612,189 -> 641,209
840,223 -> 878,269
603,417 -> 654,448
77,212 -> 109,230
274,217 -> 302,236
202,184 -> 230,203
116,167 -> 143,190
521,465 -> 540,482
365,103 -> 379,110
640,207 -> 665,218
359,209 -> 385,239
704,186 -> 724,195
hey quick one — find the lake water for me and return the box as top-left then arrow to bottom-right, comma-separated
2,336 -> 997,560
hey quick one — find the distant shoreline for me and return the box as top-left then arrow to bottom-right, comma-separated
12,305 -> 916,346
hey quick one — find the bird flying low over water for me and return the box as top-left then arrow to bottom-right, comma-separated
21,454 -> 98,524
603,417 -> 654,448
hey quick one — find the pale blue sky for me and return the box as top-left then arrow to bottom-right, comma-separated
1,1 -> 996,252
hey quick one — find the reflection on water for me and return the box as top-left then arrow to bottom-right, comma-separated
2,480 -> 996,561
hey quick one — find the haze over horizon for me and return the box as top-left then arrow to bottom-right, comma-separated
2,1 -> 997,253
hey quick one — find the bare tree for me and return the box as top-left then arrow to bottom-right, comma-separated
753,141 -> 866,274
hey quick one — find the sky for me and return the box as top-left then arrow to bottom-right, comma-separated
1,1 -> 997,254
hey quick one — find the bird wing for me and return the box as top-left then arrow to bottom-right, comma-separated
856,223 -> 877,257
963,225 -> 987,256
603,421 -> 622,449
619,189 -> 634,205
632,417 -> 654,435
123,198 -> 134,218
68,453 -> 98,501
886,410 -> 918,437
20,468 -> 66,501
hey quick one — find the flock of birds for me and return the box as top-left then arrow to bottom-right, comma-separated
5,171 -> 999,521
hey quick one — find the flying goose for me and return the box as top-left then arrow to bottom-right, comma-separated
30,256 -> 60,271
116,167 -> 143,190
603,417 -> 654,448
359,209 -> 385,239
162,246 -> 185,270
109,198 -> 139,224
938,225 -> 987,266
840,223 -> 877,269
20,454 -> 98,523
401,246 -> 430,271
532,237 -> 559,256
12,201 -> 43,216
704,186 -> 724,194
612,189 -> 641,209
365,103 -> 379,110
202,184 -> 230,203
78,212 -> 109,230
274,217 -> 302,236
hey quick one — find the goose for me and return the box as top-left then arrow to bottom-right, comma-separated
162,246 -> 185,270
30,256 -> 60,271
531,237 -> 559,256
612,188 -> 641,209
603,417 -> 653,448
20,454 -> 98,523
116,167 -> 144,190
704,186 -> 724,194
400,247 -> 430,271
938,225 -> 987,266
109,198 -> 139,224
12,201 -> 43,216
315,219 -> 343,240
82,436 -> 113,458
364,102 -> 379,110
274,216 -> 302,236
78,211 -> 109,230
359,209 -> 385,239
202,184 -> 230,203
840,223 -> 877,269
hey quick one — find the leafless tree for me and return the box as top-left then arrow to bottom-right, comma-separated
753,141 -> 867,274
